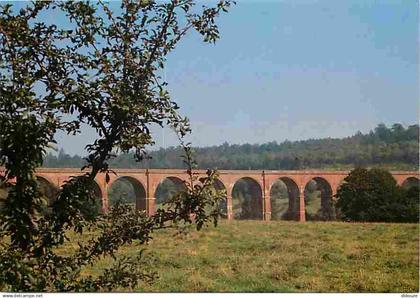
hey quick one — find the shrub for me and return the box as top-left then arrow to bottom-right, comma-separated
336,168 -> 418,222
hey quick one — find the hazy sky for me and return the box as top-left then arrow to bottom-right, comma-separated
50,0 -> 418,156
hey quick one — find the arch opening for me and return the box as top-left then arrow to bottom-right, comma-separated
109,176 -> 146,211
304,177 -> 335,221
402,177 -> 419,190
36,176 -> 59,214
155,177 -> 187,208
209,179 -> 227,218
270,177 -> 299,220
232,177 -> 263,220
79,180 -> 103,219
198,177 -> 227,218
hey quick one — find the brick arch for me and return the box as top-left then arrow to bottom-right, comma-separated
199,176 -> 226,193
402,177 -> 419,189
213,178 -> 227,218
36,175 -> 58,190
269,176 -> 300,221
154,176 -> 187,207
72,177 -> 105,214
36,175 -> 60,208
231,176 -> 263,220
154,176 -> 186,194
232,176 -> 262,190
212,178 -> 226,190
108,176 -> 147,211
304,176 -> 335,221
303,176 -> 332,189
160,176 -> 185,184
17,167 -> 418,221
269,176 -> 299,190
92,179 -> 104,197
197,177 -> 228,218
311,176 -> 333,192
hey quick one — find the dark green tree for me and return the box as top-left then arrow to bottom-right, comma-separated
336,168 -> 417,222
394,185 -> 419,223
0,0 -> 232,291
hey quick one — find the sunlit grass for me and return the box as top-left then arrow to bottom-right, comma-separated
58,220 -> 419,292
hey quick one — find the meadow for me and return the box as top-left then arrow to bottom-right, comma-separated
58,220 -> 419,293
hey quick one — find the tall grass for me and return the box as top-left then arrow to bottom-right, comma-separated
59,220 -> 418,293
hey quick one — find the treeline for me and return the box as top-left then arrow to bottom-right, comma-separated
43,123 -> 419,170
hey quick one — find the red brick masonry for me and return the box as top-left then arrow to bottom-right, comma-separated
3,168 -> 418,222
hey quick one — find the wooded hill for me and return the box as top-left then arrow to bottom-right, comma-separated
43,123 -> 419,170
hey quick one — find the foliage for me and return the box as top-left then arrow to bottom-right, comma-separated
392,185 -> 419,223
0,0 -> 233,292
336,168 -> 418,223
43,123 -> 419,170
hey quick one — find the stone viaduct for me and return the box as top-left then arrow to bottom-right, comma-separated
26,168 -> 419,222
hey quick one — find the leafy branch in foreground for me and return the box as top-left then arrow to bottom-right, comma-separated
0,0 -> 233,291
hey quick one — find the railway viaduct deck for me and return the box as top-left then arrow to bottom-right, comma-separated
24,168 -> 419,222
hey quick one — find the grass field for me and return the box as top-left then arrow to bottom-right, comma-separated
60,220 -> 419,293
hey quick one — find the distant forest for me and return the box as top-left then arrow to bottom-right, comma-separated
43,123 -> 419,170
